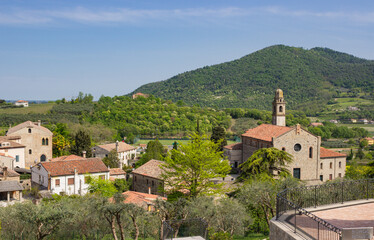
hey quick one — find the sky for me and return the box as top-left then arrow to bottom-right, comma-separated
1,0 -> 374,100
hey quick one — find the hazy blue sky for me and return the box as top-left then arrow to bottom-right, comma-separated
1,0 -> 374,100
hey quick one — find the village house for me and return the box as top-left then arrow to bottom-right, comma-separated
0,136 -> 26,168
132,159 -> 165,196
309,122 -> 323,127
362,137 -> 374,145
31,158 -> 109,195
6,121 -> 52,168
121,191 -> 166,211
109,168 -> 126,180
0,167 -> 23,202
14,100 -> 28,107
92,141 -> 137,168
224,89 -> 346,183
132,92 -> 149,99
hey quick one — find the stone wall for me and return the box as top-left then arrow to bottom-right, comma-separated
132,173 -> 164,196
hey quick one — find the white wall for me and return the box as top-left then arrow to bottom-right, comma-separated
0,147 -> 25,168
31,164 -> 49,188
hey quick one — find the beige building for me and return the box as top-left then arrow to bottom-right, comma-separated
6,121 -> 53,168
0,136 -> 26,169
132,159 -> 165,196
92,141 -> 137,168
224,89 -> 346,183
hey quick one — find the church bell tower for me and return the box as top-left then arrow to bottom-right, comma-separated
272,89 -> 286,126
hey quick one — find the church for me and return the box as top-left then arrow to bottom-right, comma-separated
224,89 -> 346,183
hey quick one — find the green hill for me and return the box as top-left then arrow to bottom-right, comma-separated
132,45 -> 374,114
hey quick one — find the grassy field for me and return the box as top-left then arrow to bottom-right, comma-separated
136,139 -> 237,146
0,103 -> 55,114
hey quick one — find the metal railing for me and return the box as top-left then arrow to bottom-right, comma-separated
276,178 -> 374,240
162,218 -> 208,240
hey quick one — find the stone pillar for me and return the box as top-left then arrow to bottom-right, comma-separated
19,191 -> 23,201
7,192 -> 10,202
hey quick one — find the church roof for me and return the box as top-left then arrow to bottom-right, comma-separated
320,147 -> 346,158
242,124 -> 292,142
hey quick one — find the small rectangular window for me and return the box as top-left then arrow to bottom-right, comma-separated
319,175 -> 323,181
16,155 -> 19,162
68,178 -> 74,185
330,162 -> 333,169
338,173 -> 342,178
55,179 -> 60,187
339,162 -> 341,168
329,174 -> 332,180
293,168 -> 301,179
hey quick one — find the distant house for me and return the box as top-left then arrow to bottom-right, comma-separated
92,141 -> 137,168
31,158 -> 109,195
358,119 -> 369,124
0,166 -> 23,202
309,122 -> 323,127
132,159 -> 165,196
347,106 -> 359,111
329,120 -> 339,124
121,191 -> 166,211
6,121 -> 53,167
362,137 -> 374,145
132,93 -> 149,99
0,136 -> 26,168
109,168 -> 126,180
351,119 -> 357,123
14,100 -> 28,107
223,143 -> 243,169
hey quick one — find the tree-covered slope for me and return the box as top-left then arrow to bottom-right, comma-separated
132,45 -> 374,112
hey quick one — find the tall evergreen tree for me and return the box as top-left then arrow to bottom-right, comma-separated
210,126 -> 227,151
71,130 -> 92,157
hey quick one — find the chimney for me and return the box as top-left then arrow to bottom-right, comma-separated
74,167 -> 77,175
37,120 -> 41,126
82,151 -> 86,158
3,167 -> 8,180
148,187 -> 151,194
116,140 -> 119,153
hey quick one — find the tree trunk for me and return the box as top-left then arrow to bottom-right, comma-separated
116,214 -> 125,240
132,216 -> 140,240
111,216 -> 118,240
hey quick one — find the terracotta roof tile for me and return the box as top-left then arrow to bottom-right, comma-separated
97,142 -> 136,153
6,121 -> 52,135
224,143 -> 243,150
0,168 -> 20,177
109,168 -> 126,176
121,191 -> 166,208
132,159 -> 163,179
38,158 -> 109,177
241,124 -> 292,142
50,154 -> 85,161
320,147 -> 346,158
0,138 -> 25,149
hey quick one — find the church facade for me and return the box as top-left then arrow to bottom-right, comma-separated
224,89 -> 346,183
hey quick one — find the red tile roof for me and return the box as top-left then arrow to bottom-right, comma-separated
0,168 -> 20,178
242,124 -> 292,142
0,137 -> 25,149
122,191 -> 166,208
320,147 -> 346,158
224,142 -> 243,150
310,122 -> 323,127
39,158 -> 109,177
132,159 -> 164,179
50,154 -> 85,161
109,168 -> 126,176
97,142 -> 136,153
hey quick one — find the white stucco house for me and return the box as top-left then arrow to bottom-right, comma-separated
0,136 -> 26,169
92,141 -> 137,168
31,158 -> 109,195
14,100 -> 29,107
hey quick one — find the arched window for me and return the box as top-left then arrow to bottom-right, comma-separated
339,161 -> 341,168
46,138 -> 49,145
29,149 -> 32,154
28,128 -> 31,133
42,138 -> 45,145
40,154 -> 46,162
279,106 -> 283,112
320,163 -> 323,169
309,147 -> 313,158
330,162 -> 333,169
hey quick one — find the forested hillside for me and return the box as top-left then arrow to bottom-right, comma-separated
132,45 -> 374,114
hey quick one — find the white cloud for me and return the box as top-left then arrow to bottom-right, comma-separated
0,6 -> 373,25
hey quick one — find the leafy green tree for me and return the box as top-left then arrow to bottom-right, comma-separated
102,149 -> 120,168
71,130 -> 92,157
113,178 -> 131,193
360,139 -> 369,149
356,148 -> 365,159
136,139 -> 165,167
211,126 -> 227,151
239,148 -> 293,180
161,133 -> 231,197
87,176 -> 118,197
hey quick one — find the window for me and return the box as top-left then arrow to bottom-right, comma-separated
329,174 -> 332,180
279,106 -> 283,112
46,138 -> 49,145
330,162 -> 332,169
29,149 -> 32,154
152,180 -> 154,186
319,175 -> 323,181
42,138 -> 45,145
338,173 -> 342,178
68,178 -> 74,185
294,144 -> 301,152
293,168 -> 301,179
28,128 -> 31,133
55,179 -> 60,187
234,162 -> 238,168
40,154 -> 46,162
320,163 -> 323,169
146,179 -> 149,185
16,155 -> 19,162
282,147 -> 286,151
134,176 -> 137,182
309,147 -> 313,158
339,162 -> 341,168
